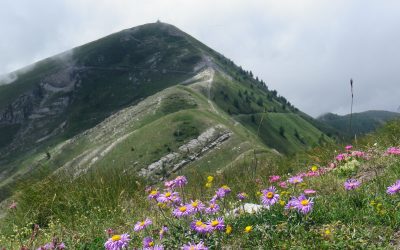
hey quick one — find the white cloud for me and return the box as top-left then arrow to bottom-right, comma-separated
1,0 -> 400,116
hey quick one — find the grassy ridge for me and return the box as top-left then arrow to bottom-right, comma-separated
0,120 -> 399,249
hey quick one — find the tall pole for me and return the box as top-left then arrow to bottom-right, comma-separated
349,78 -> 354,136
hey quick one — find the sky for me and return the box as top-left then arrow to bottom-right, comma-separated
1,0 -> 400,117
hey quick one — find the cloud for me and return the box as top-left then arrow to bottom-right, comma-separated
1,0 -> 400,116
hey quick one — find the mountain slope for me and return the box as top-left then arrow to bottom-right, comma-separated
318,110 -> 400,138
0,22 -> 328,200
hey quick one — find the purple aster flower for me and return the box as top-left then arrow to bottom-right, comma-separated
191,220 -> 211,234
173,205 -> 193,217
261,186 -> 280,208
288,176 -> 303,185
216,185 -> 231,198
344,179 -> 361,190
207,217 -> 225,231
144,245 -> 164,250
237,192 -> 248,201
143,237 -> 154,248
386,147 -> 400,155
164,180 -> 176,189
181,241 -> 208,250
336,153 -> 348,161
159,226 -> 168,240
279,181 -> 288,188
304,189 -> 316,195
134,218 -> 152,232
156,191 -> 181,204
285,196 -> 300,210
188,200 -> 206,213
210,195 -> 218,203
148,190 -> 160,200
387,180 -> 400,195
104,234 -> 130,250
269,175 -> 281,183
205,202 -> 220,214
37,240 -> 66,250
345,145 -> 353,151
174,176 -> 188,187
295,195 -> 314,214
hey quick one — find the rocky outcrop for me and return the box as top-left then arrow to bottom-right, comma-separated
139,125 -> 232,181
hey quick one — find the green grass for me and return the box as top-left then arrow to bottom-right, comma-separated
1,119 -> 399,249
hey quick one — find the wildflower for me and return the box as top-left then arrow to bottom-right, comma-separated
134,218 -> 152,232
285,196 -> 300,210
269,175 -> 281,182
225,225 -> 232,235
189,200 -> 205,213
279,200 -> 286,206
8,201 -> 17,210
144,245 -> 164,250
205,202 -> 220,214
295,195 -> 314,214
336,153 -> 348,161
148,190 -> 160,200
143,237 -> 155,248
304,189 -> 316,195
164,180 -> 176,189
205,182 -> 212,188
344,179 -> 361,190
157,191 -> 181,204
207,217 -> 225,231
191,220 -> 211,234
311,165 -> 318,172
216,185 -> 231,198
279,181 -> 288,188
386,180 -> 400,195
105,234 -> 130,250
386,147 -> 400,155
105,228 -> 114,237
174,176 -> 188,188
207,176 -> 214,182
173,205 -> 192,217
261,186 -> 280,208
237,192 -> 248,201
244,226 -> 252,233
345,145 -> 353,151
181,241 -> 208,250
288,176 -> 303,185
256,191 -> 262,196
324,229 -> 331,236
159,226 -> 168,240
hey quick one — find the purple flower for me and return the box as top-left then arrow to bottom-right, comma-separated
345,145 -> 353,151
288,176 -> 303,185
295,195 -> 314,214
156,191 -> 181,204
174,176 -> 188,187
159,226 -> 168,240
143,237 -> 154,248
164,180 -> 176,189
105,234 -> 130,250
304,189 -> 317,195
191,220 -> 211,234
216,185 -> 231,198
144,245 -> 164,250
269,175 -> 281,183
279,181 -> 288,188
387,180 -> 400,195
285,196 -> 300,210
148,190 -> 160,200
207,217 -> 225,231
205,202 -> 220,214
344,179 -> 361,190
189,200 -> 205,213
36,240 -> 66,250
173,205 -> 193,217
261,186 -> 280,208
181,241 -> 208,250
237,192 -> 248,201
134,218 -> 152,232
336,153 -> 348,161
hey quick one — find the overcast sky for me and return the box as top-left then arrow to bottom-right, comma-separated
1,0 -> 400,117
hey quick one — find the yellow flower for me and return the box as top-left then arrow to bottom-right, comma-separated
207,176 -> 214,182
205,182 -> 212,188
311,165 -> 318,172
279,200 -> 286,206
369,200 -> 376,206
324,229 -> 331,236
244,226 -> 252,233
111,235 -> 121,241
226,225 -> 232,235
256,191 -> 262,196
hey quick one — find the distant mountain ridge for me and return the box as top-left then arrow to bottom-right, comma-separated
317,110 -> 400,138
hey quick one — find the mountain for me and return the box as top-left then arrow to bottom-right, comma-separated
0,22 -> 329,200
317,110 -> 400,138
